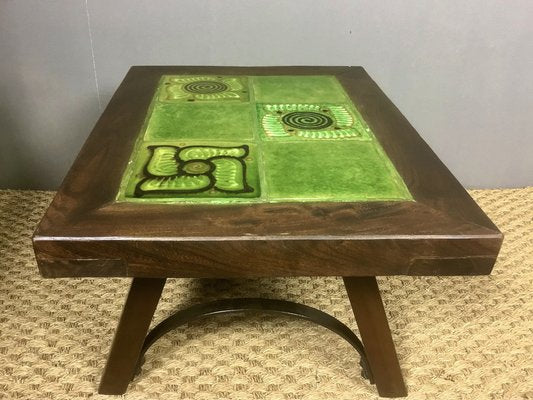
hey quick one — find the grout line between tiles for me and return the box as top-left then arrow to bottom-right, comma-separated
249,76 -> 269,202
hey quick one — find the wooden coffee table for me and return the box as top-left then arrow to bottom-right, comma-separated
32,66 -> 503,397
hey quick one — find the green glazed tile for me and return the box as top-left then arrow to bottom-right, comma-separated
144,102 -> 254,141
117,74 -> 412,204
253,76 -> 347,103
257,103 -> 372,141
119,142 -> 260,203
262,141 -> 411,201
159,75 -> 249,102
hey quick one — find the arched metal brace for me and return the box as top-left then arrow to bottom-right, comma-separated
133,297 -> 374,383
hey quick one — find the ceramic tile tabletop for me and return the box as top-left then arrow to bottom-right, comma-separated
118,75 -> 412,204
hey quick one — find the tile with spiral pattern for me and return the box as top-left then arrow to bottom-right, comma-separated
159,75 -> 249,103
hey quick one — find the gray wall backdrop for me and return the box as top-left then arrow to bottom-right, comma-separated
1,0 -> 532,189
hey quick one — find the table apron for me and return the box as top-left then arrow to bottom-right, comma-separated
33,237 -> 501,278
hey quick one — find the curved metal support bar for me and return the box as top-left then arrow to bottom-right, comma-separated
134,298 -> 373,383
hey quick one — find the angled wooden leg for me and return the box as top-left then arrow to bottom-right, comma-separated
98,277 -> 166,395
343,276 -> 407,398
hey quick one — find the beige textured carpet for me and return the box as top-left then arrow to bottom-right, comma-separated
0,189 -> 532,400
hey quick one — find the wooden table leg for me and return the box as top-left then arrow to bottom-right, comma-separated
98,277 -> 166,395
343,276 -> 407,398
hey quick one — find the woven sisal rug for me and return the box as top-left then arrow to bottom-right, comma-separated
0,189 -> 531,399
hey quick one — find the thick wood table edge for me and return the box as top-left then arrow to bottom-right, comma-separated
32,235 -> 502,278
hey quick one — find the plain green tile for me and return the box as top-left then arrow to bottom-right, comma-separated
252,76 -> 348,103
262,141 -> 412,201
144,103 -> 255,141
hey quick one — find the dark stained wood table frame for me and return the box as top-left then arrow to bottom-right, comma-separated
33,66 -> 503,397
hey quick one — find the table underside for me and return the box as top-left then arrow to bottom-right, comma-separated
117,75 -> 412,204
